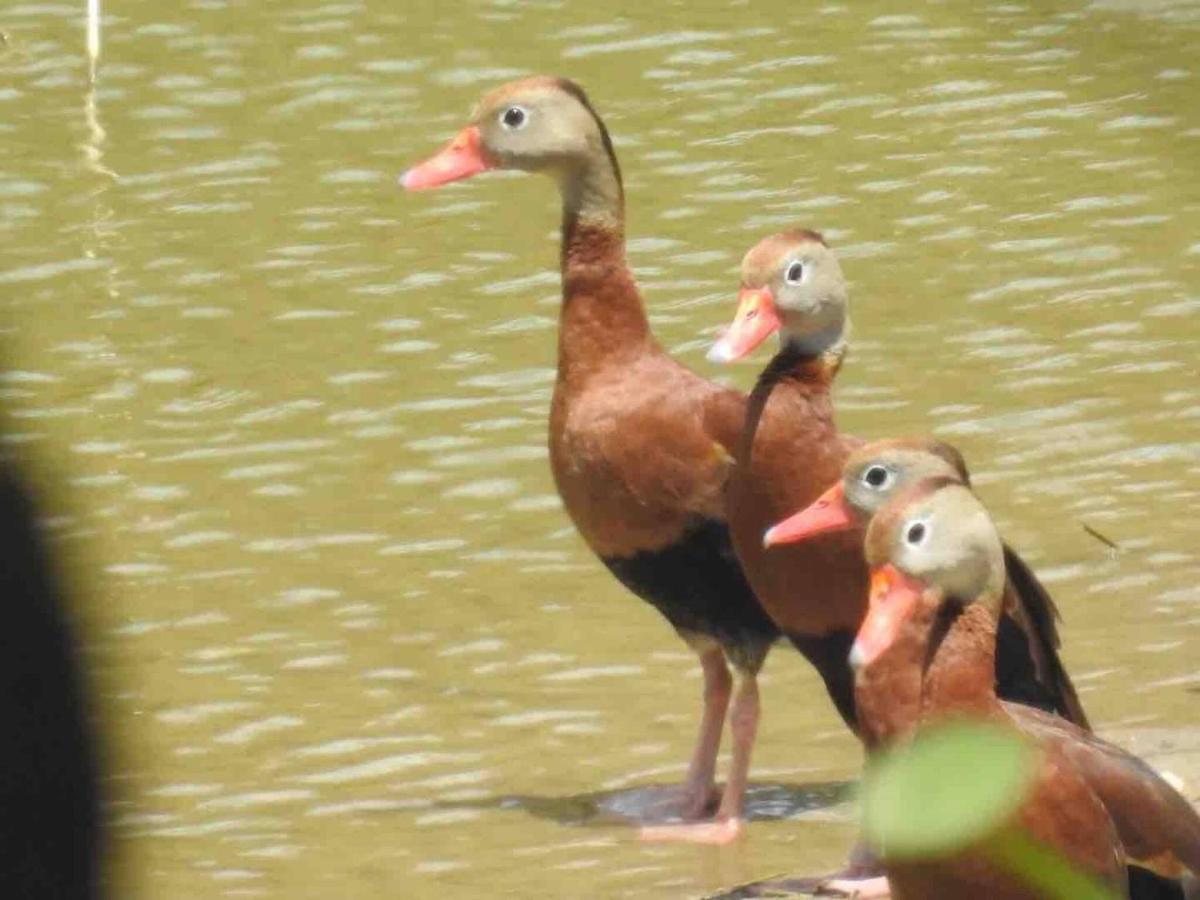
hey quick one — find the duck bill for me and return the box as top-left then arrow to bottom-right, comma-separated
401,126 -> 492,190
850,564 -> 924,670
707,287 -> 781,363
763,482 -> 855,548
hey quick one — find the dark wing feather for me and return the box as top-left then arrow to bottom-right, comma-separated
1002,543 -> 1091,729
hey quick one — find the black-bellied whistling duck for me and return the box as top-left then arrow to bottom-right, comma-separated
769,480 -> 1200,899
709,230 -> 866,726
764,437 -> 1087,727
709,231 -> 1086,729
403,77 -> 776,842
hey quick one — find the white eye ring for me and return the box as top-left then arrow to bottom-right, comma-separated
784,260 -> 805,284
905,520 -> 929,546
500,105 -> 529,130
862,465 -> 893,490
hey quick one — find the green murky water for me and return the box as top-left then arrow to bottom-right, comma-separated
2,1 -> 1199,896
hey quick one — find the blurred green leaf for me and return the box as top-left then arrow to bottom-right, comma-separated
862,720 -> 1037,859
985,828 -> 1121,900
862,721 -> 1121,900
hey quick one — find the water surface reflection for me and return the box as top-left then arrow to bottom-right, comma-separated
2,0 -> 1198,896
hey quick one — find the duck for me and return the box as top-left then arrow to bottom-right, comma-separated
763,437 -> 1086,727
403,76 -> 777,842
709,232 -> 1087,731
768,478 -> 1200,899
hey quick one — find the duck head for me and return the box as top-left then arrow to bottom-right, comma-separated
708,229 -> 848,364
853,482 -> 1005,670
763,438 -> 969,547
402,76 -> 620,209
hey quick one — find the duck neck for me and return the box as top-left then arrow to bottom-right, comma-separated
855,595 -> 999,749
783,317 -> 848,367
561,147 -> 624,235
737,335 -> 841,464
755,336 -> 843,396
556,147 -> 651,384
920,602 -> 999,721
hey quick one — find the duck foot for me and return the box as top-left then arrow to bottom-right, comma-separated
639,816 -> 744,845
815,876 -> 891,898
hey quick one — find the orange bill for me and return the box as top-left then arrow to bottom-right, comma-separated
850,563 -> 924,670
707,287 -> 781,363
762,482 -> 855,548
401,126 -> 491,190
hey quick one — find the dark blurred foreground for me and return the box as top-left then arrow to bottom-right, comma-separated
0,458 -> 103,898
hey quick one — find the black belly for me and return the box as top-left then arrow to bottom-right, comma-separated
605,522 -> 1081,731
785,630 -> 858,729
1126,865 -> 1187,900
601,518 -> 779,670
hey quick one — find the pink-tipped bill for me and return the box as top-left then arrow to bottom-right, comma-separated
762,482 -> 856,548
850,564 -> 924,670
707,287 -> 781,363
401,126 -> 491,191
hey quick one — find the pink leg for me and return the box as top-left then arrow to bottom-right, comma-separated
639,645 -> 734,843
715,670 -> 758,823
641,668 -> 759,846
680,644 -> 731,818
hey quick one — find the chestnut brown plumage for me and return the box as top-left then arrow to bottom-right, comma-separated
762,436 -> 1088,729
714,236 -> 1088,733
404,76 -> 776,841
405,77 -> 1091,848
851,482 -> 1200,899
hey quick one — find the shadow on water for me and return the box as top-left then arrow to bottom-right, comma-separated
428,780 -> 855,828
701,876 -> 831,900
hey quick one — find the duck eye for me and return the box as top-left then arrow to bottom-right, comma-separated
784,261 -> 804,284
905,522 -> 927,545
863,465 -> 891,489
501,106 -> 528,130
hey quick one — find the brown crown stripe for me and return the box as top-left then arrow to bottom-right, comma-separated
552,77 -> 624,195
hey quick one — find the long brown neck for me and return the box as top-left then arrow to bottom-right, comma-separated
756,342 -> 842,392
556,146 -> 652,384
855,596 -> 999,748
738,343 -> 839,463
920,602 -> 999,720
